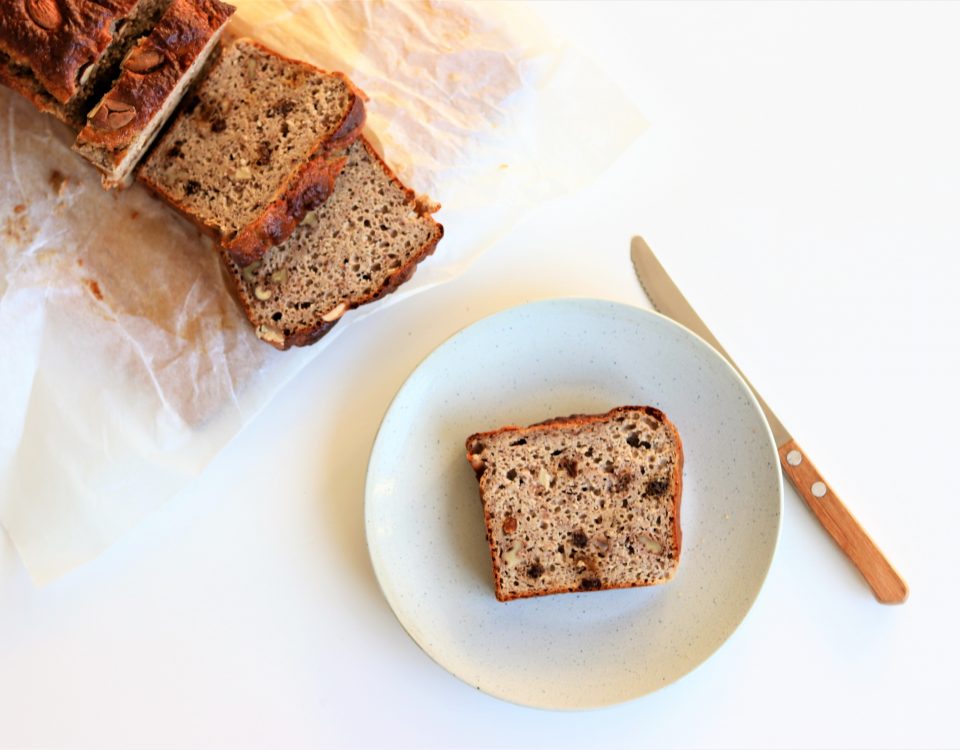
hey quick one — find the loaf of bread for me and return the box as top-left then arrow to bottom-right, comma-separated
221,136 -> 443,350
138,38 -> 366,265
0,0 -> 173,127
465,406 -> 683,602
73,0 -> 234,188
3,14 -> 445,353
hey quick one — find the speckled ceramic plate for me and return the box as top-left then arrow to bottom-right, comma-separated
365,299 -> 782,709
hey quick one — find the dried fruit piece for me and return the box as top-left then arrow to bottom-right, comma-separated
645,478 -> 670,497
558,456 -> 578,478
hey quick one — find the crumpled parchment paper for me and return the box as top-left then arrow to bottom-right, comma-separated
0,0 -> 645,583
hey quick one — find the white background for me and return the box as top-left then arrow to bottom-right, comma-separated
2,2 -> 959,748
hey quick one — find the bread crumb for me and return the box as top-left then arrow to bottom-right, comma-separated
85,279 -> 103,301
49,170 -> 68,195
2,213 -> 33,247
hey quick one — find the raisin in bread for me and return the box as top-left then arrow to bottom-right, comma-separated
138,37 -> 366,265
73,0 -> 234,188
465,406 -> 683,602
221,136 -> 443,350
0,0 -> 172,127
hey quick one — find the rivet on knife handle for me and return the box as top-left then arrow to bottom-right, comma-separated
629,236 -> 908,604
777,440 -> 908,604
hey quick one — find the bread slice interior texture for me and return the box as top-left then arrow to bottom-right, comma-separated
223,136 -> 443,350
138,38 -> 364,259
466,406 -> 683,602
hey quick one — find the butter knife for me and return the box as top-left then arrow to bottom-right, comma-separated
630,236 -> 908,604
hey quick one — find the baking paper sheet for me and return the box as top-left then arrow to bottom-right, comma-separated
0,0 -> 645,583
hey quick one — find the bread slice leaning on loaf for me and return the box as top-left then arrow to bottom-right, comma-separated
74,0 -> 235,188
466,406 -> 683,602
221,136 -> 443,350
138,38 -> 366,265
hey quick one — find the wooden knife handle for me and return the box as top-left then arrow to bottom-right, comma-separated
778,440 -> 908,604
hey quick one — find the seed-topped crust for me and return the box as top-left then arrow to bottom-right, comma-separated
74,0 -> 235,187
0,0 -> 172,126
0,0 -> 138,104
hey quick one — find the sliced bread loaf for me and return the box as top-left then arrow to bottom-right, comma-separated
221,136 -> 443,350
73,0 -> 235,188
0,0 -> 173,127
138,38 -> 366,265
465,406 -> 683,602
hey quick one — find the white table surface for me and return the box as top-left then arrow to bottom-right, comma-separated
2,2 -> 958,748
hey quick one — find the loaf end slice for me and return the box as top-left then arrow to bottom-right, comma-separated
466,406 -> 683,602
138,37 -> 366,264
73,0 -> 235,188
0,0 -> 173,127
222,136 -> 443,350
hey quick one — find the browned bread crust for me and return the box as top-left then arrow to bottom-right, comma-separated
0,0 -> 139,105
466,406 -> 684,602
74,0 -> 234,171
0,52 -> 68,121
220,146 -> 351,266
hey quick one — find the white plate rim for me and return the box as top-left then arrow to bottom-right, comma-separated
364,297 -> 783,709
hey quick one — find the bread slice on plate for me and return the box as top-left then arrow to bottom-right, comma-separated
73,0 -> 235,188
0,0 -> 173,127
465,406 -> 683,602
221,136 -> 443,350
138,37 -> 366,265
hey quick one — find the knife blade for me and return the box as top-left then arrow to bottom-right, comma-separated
630,236 -> 908,604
